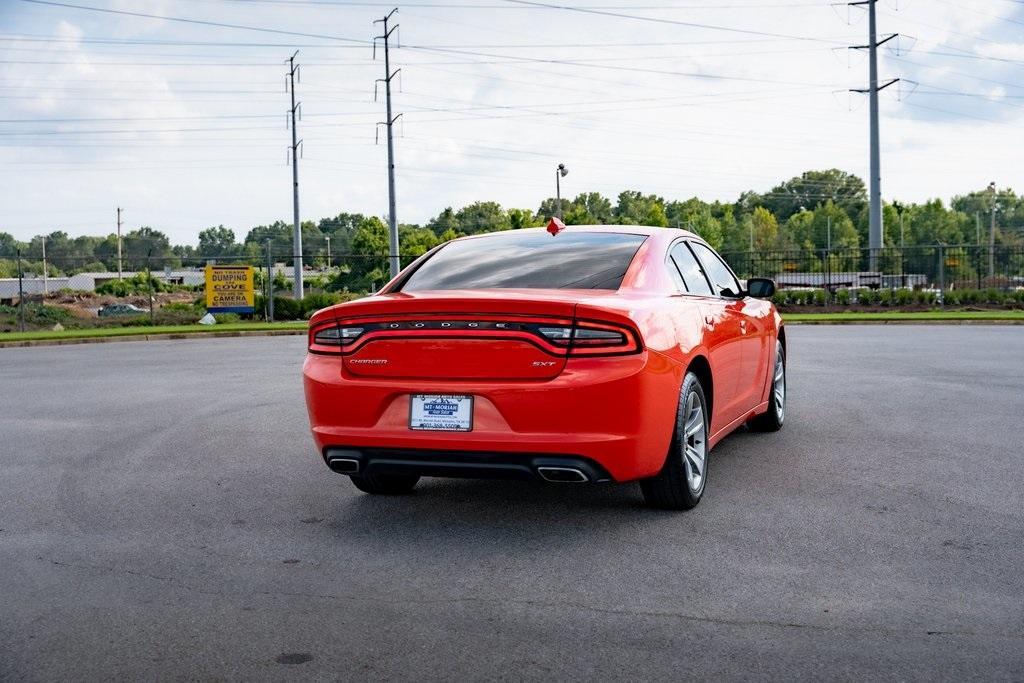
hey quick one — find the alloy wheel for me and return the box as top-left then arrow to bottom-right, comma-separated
682,390 -> 706,492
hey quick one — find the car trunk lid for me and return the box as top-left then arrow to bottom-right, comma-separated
322,290 -> 592,380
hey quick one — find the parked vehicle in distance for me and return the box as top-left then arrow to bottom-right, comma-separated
97,303 -> 148,317
303,222 -> 785,510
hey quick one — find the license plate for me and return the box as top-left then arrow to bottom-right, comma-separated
409,394 -> 473,432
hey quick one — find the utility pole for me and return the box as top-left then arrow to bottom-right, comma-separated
116,206 -> 123,280
325,235 -> 331,269
16,248 -> 25,332
41,236 -> 48,296
375,8 -> 402,279
146,248 -> 154,326
265,238 -> 274,323
850,0 -> 899,271
287,51 -> 304,300
988,181 -> 997,279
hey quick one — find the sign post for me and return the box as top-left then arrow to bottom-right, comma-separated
205,265 -> 255,314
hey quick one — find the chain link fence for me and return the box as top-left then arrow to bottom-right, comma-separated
722,244 -> 1024,293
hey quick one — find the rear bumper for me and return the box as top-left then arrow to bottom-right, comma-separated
324,447 -> 612,483
302,350 -> 683,482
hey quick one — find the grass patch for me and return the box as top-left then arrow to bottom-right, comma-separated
0,321 -> 307,343
783,310 -> 1024,323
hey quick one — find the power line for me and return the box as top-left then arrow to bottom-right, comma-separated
18,0 -> 374,45
497,0 -> 846,43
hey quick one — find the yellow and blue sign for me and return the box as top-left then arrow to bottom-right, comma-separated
205,265 -> 255,313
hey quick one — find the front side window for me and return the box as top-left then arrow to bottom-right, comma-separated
690,242 -> 741,297
399,231 -> 647,291
670,242 -> 714,296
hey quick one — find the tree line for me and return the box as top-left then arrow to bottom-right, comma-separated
2,169 -> 1020,292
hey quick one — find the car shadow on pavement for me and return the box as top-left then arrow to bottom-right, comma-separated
321,475 -> 711,555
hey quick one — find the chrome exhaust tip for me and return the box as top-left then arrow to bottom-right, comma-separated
536,466 -> 589,483
327,457 -> 360,474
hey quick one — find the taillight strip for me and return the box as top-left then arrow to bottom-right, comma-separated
308,314 -> 642,357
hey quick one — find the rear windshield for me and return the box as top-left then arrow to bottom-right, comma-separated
399,231 -> 647,291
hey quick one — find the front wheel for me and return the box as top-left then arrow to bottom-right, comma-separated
640,371 -> 709,510
748,339 -> 785,432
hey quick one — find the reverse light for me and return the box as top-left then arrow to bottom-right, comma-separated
538,326 -> 573,341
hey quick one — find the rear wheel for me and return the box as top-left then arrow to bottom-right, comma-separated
640,372 -> 709,510
349,472 -> 420,495
748,339 -> 785,432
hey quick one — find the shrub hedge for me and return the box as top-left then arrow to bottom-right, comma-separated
771,288 -> 1022,308
251,291 -> 360,321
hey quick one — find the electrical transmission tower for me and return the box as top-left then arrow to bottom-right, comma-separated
375,8 -> 402,280
286,50 -> 304,299
848,0 -> 899,271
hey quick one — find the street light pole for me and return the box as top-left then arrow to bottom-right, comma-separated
325,235 -> 331,270
555,163 -> 568,219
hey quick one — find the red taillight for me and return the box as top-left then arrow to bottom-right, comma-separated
536,320 -> 639,356
569,321 -> 640,356
309,321 -> 366,354
308,315 -> 641,357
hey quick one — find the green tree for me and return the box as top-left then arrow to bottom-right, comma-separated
742,207 -> 779,252
399,226 -> 440,262
507,208 -> 539,230
905,199 -> 967,246
244,221 -> 293,263
760,169 -> 867,222
427,207 -> 459,236
347,217 -> 389,290
614,191 -> 668,226
666,198 -> 723,249
123,227 -> 177,270
455,201 -> 511,234
197,225 -> 238,258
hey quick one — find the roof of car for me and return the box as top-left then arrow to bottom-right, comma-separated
457,224 -> 702,241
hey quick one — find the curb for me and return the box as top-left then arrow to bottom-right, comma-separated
0,328 -> 307,349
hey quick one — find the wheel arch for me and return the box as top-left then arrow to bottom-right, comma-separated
685,354 -> 713,423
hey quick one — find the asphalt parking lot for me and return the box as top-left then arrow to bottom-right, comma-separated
2,326 -> 1023,680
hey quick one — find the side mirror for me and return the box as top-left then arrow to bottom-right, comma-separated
746,277 -> 776,299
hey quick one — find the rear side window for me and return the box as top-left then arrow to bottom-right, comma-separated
670,243 -> 714,296
399,231 -> 647,291
690,242 -> 741,297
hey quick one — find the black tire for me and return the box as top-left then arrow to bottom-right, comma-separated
640,372 -> 710,511
349,472 -> 420,495
748,339 -> 785,433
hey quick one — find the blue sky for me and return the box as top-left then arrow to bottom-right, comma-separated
1,0 -> 1022,244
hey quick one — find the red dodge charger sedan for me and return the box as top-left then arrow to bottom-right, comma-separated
303,223 -> 785,509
